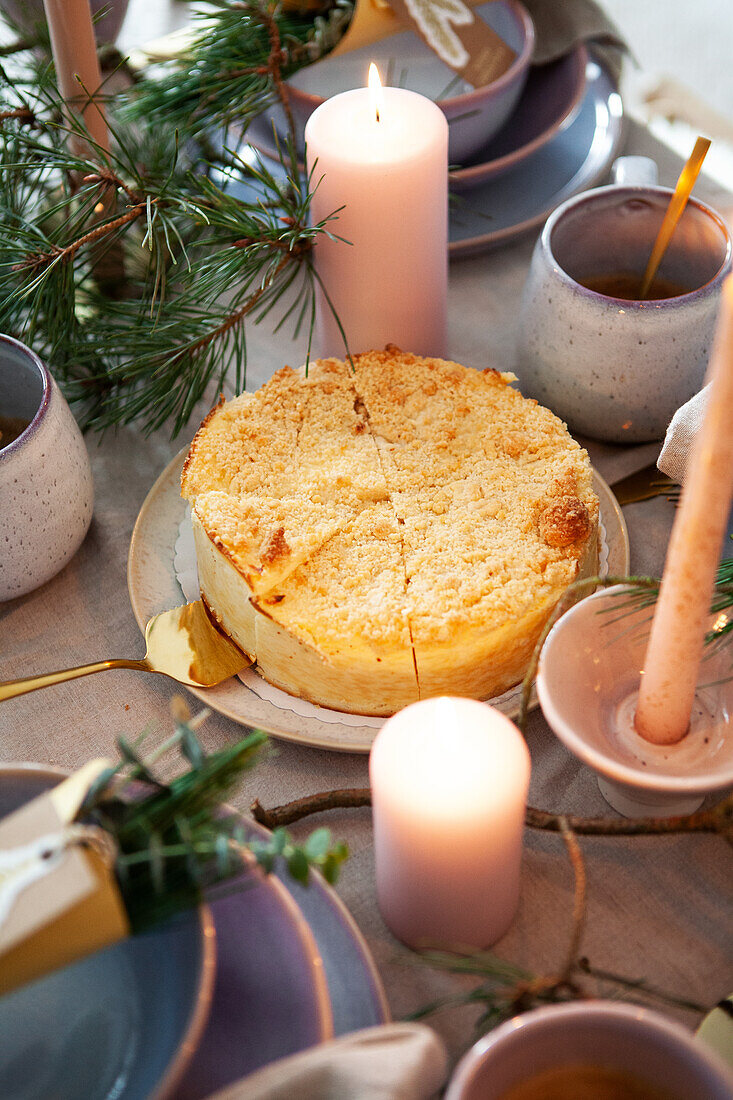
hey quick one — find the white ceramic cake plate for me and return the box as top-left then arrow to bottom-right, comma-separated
127,448 -> 629,753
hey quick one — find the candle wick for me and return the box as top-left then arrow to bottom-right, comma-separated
376,107 -> 380,123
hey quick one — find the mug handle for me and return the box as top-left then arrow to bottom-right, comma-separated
611,156 -> 659,186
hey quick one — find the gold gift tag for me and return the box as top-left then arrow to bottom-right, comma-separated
0,762 -> 129,997
331,0 -> 516,89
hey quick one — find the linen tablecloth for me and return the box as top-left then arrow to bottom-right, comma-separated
2,121 -> 732,1081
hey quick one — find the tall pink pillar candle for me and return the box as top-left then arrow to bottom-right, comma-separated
43,0 -> 109,154
305,74 -> 448,358
636,275 -> 733,745
370,697 -> 530,949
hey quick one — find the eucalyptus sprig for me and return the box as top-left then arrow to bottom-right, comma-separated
79,706 -> 348,932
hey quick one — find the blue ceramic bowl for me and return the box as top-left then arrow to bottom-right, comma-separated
286,0 -> 534,164
0,766 -> 215,1100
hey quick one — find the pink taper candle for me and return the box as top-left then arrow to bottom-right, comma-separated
43,0 -> 109,154
635,275 -> 733,745
370,698 -> 530,949
305,66 -> 448,358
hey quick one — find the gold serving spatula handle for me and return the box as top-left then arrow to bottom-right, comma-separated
0,659 -> 150,701
0,600 -> 251,703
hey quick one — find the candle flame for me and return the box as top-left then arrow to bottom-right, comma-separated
368,62 -> 384,123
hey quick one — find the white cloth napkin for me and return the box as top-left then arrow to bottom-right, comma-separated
657,386 -> 709,483
205,1023 -> 449,1100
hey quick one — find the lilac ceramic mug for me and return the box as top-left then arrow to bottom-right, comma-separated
0,335 -> 93,601
446,1001 -> 733,1099
516,182 -> 732,443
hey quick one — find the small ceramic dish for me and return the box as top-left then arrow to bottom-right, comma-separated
0,335 -> 93,602
449,45 -> 587,188
446,1001 -> 733,1099
284,0 -> 534,164
536,586 -> 733,817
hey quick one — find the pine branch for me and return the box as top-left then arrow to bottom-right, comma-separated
0,0 -> 358,435
128,0 -> 352,137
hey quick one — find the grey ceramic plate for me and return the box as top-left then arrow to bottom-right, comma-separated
0,768 -> 386,1098
127,449 -> 628,753
447,56 -> 624,255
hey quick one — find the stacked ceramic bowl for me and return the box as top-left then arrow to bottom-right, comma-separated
244,0 -> 625,255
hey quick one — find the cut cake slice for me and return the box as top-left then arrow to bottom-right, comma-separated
251,503 -> 419,715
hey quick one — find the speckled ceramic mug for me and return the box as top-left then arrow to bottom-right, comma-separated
516,185 -> 732,443
0,335 -> 93,601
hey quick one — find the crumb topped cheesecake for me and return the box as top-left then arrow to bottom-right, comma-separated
182,348 -> 599,715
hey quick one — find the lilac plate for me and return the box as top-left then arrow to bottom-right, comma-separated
447,55 -> 623,255
178,817 -> 389,1097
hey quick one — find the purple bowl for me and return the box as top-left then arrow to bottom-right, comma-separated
285,0 -> 534,164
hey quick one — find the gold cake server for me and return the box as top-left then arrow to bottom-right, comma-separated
0,600 -> 251,702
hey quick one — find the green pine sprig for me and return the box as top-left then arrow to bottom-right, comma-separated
0,1 -> 350,436
128,0 -> 353,139
409,948 -> 706,1035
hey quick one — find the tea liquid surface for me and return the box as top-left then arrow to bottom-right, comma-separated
499,1062 -> 677,1100
581,271 -> 692,301
0,416 -> 30,449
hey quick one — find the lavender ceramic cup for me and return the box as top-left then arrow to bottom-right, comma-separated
446,1002 -> 733,1099
0,335 -> 93,601
516,185 -> 732,443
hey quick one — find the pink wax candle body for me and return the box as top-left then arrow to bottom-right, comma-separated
305,81 -> 448,358
636,276 -> 733,745
43,0 -> 109,154
370,697 -> 530,950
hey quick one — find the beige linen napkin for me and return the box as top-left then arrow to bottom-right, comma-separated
205,1023 -> 448,1100
658,386 -> 708,483
523,0 -> 629,82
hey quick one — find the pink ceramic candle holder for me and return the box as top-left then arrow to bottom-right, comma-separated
536,586 -> 733,817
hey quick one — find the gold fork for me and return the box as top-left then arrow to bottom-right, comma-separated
610,463 -> 681,506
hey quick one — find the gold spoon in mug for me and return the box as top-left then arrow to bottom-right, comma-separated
0,600 -> 251,702
639,135 -> 711,299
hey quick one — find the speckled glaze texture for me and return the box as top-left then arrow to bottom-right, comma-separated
0,337 -> 93,600
516,185 -> 732,443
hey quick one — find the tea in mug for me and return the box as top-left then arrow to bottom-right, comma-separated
581,271 -> 692,301
0,416 -> 30,449
499,1062 -> 677,1100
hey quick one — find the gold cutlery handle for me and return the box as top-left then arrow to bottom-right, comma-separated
0,659 -> 149,701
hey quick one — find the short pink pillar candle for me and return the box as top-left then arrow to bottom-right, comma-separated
370,697 -> 530,950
